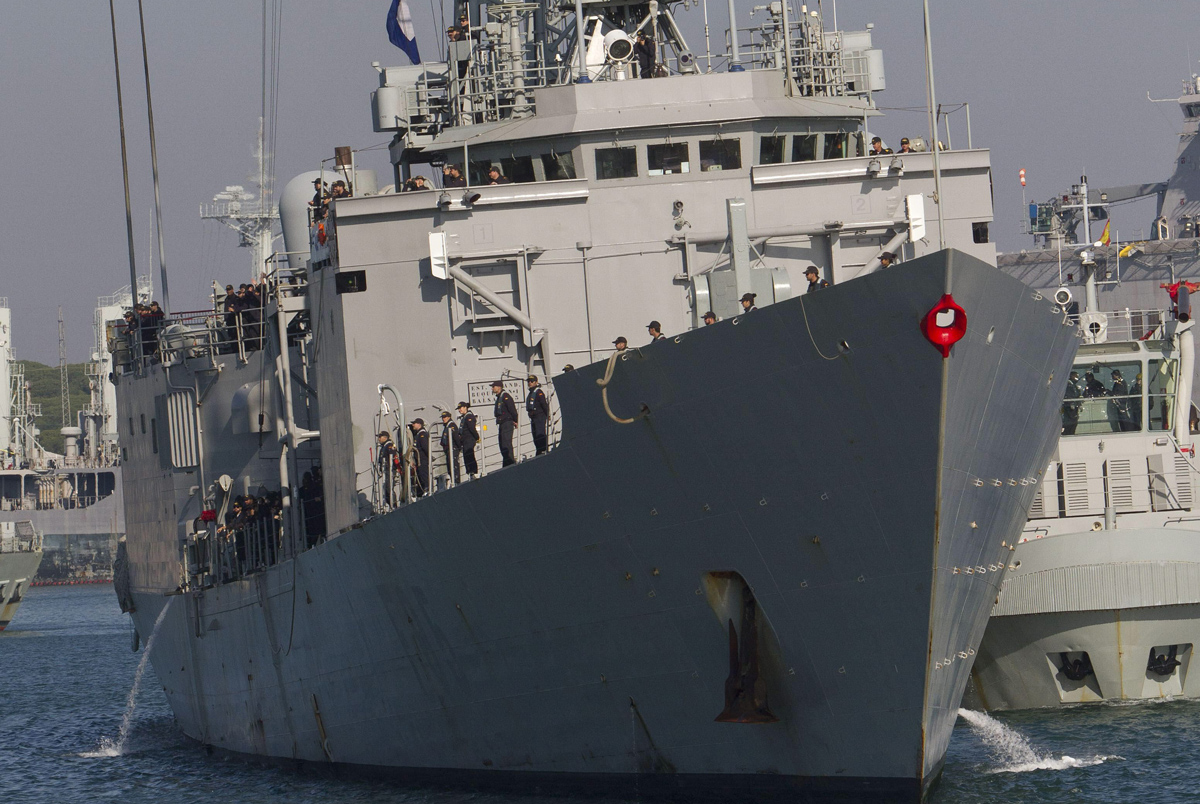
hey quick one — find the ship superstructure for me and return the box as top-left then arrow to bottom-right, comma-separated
1000,73 -> 1200,388
112,3 -> 1077,800
970,79 -> 1200,710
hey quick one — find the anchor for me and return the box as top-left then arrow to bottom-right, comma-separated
715,585 -> 778,723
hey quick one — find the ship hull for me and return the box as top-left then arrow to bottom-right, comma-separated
124,250 -> 1077,799
0,548 -> 43,630
966,527 -> 1200,710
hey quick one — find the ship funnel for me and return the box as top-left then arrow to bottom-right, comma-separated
279,171 -> 338,271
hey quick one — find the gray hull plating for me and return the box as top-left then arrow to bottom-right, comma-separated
0,549 -> 42,629
968,527 -> 1200,710
126,251 -> 1076,799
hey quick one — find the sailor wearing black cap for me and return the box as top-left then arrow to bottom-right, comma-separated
879,252 -> 896,269
739,292 -> 757,312
493,380 -> 519,467
456,401 -> 480,477
526,375 -> 551,455
703,311 -> 716,326
613,336 -> 628,351
647,321 -> 665,340
804,266 -> 830,293
376,430 -> 399,506
409,419 -> 430,495
439,411 -> 461,483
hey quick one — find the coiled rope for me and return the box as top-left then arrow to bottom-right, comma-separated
596,352 -> 640,424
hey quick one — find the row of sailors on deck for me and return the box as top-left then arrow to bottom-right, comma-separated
869,137 -> 917,155
120,301 -> 165,357
376,376 -> 552,502
309,178 -> 352,221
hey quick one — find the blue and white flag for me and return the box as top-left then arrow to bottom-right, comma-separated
386,0 -> 421,64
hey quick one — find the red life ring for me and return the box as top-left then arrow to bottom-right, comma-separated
920,293 -> 967,358
317,223 -> 327,246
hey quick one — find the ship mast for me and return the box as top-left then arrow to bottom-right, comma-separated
199,126 -> 280,283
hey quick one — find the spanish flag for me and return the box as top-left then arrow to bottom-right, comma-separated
1098,220 -> 1111,246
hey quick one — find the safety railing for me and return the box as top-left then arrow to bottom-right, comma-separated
1067,308 -> 1169,342
369,388 -> 563,516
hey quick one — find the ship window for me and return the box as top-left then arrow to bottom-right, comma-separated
972,222 -> 990,243
150,417 -> 158,454
699,139 -> 741,172
1149,358 -> 1179,432
647,143 -> 690,176
851,132 -> 865,157
824,133 -> 849,160
1063,360 -> 1144,436
1186,104 -> 1200,119
498,156 -> 536,183
759,135 -> 786,165
792,134 -> 818,162
541,151 -> 576,181
594,146 -> 638,180
128,417 -> 134,436
140,414 -> 146,435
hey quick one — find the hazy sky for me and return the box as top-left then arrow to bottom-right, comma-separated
1,1 -> 1195,363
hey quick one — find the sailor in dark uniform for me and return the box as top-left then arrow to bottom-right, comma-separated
740,292 -> 757,312
647,320 -> 665,340
703,311 -> 716,326
457,401 -> 480,477
804,266 -> 830,293
878,252 -> 896,269
439,410 -> 461,483
526,375 -> 551,455
409,419 -> 430,495
493,380 -> 519,467
613,336 -> 628,351
1110,370 -> 1136,431
1130,371 -> 1144,430
1062,370 -> 1083,435
633,32 -> 656,78
375,430 -> 399,506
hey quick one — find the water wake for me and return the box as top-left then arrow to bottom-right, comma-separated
957,708 -> 1120,774
81,599 -> 173,758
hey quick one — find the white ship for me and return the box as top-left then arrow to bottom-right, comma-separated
0,290 -> 131,583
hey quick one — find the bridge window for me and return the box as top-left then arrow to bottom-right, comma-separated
823,132 -> 849,160
647,143 -> 690,175
595,146 -> 638,180
540,151 -> 576,181
1185,103 -> 1200,119
700,139 -> 741,172
1149,358 -> 1179,432
792,134 -> 818,162
1063,360 -> 1144,436
759,135 -> 786,165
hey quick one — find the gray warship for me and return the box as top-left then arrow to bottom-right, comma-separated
970,78 -> 1200,710
0,521 -> 42,630
111,2 -> 1078,799
0,293 -> 127,584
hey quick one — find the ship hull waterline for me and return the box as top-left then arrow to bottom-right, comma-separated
123,250 -> 1078,801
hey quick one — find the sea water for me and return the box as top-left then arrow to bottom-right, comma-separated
4,585 -> 1199,803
